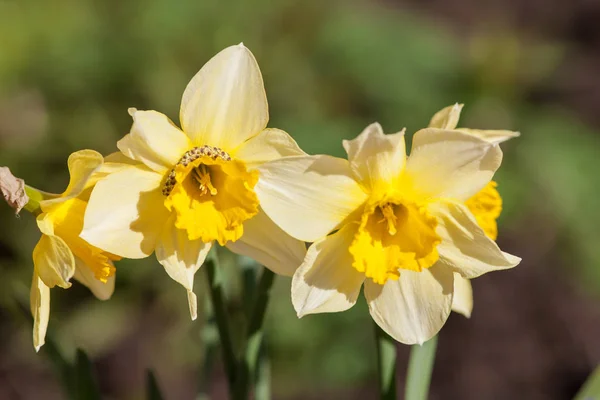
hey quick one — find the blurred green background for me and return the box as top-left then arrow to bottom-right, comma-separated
1,0 -> 599,399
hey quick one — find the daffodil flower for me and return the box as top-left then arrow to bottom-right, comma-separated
256,122 -> 521,344
81,44 -> 307,319
30,150 -> 123,351
428,103 -> 520,318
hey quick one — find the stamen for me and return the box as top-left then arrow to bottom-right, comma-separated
193,165 -> 218,196
162,145 -> 231,196
378,202 -> 398,236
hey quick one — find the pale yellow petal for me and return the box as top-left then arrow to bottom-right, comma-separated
364,264 -> 454,345
451,273 -> 473,318
81,165 -> 169,259
30,272 -> 50,352
233,128 -> 306,169
41,150 -> 104,209
155,215 -> 212,321
342,123 -> 406,193
117,109 -> 191,173
180,44 -> 268,150
456,128 -> 520,145
430,201 -> 521,278
226,208 -> 306,277
256,155 -> 367,242
428,103 -> 463,129
405,128 -> 503,201
73,257 -> 115,301
33,231 -> 75,289
292,224 -> 365,317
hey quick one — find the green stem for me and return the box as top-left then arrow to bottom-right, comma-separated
233,267 -> 276,400
374,323 -> 397,400
204,251 -> 237,390
405,335 -> 438,400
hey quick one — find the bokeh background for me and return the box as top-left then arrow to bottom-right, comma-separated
1,0 -> 599,398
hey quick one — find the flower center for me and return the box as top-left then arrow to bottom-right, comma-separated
162,145 -> 232,196
349,198 -> 441,285
193,164 -> 218,196
163,145 -> 259,245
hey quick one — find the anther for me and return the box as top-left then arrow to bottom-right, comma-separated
162,145 -> 231,196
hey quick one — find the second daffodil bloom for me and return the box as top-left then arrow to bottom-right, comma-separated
31,150 -> 121,351
428,103 -> 520,318
81,44 -> 306,319
256,121 -> 521,344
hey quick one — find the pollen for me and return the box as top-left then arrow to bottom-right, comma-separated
162,145 -> 232,196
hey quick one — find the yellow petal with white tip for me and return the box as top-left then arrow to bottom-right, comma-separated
292,224 -> 365,317
364,263 -> 454,345
456,128 -> 520,144
226,208 -> 306,277
342,123 -> 406,193
155,215 -> 212,321
234,128 -> 306,170
430,201 -> 521,278
405,128 -> 503,202
118,109 -> 191,173
256,155 -> 367,242
180,44 -> 268,150
30,273 -> 50,352
428,103 -> 463,130
33,230 -> 74,289
73,257 -> 115,301
82,165 -> 169,259
451,273 -> 473,318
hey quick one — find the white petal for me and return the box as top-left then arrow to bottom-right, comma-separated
30,272 -> 50,352
226,208 -> 306,277
405,128 -> 503,201
73,257 -> 115,301
456,128 -> 520,145
33,231 -> 75,289
292,224 -> 365,317
233,128 -> 306,169
364,264 -> 454,345
431,201 -> 521,278
81,165 -> 169,259
428,103 -> 463,129
155,215 -> 212,320
451,273 -> 473,318
117,109 -> 191,173
256,155 -> 367,242
180,44 -> 268,150
342,123 -> 406,191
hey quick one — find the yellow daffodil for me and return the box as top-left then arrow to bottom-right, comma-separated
81,44 -> 307,319
30,150 -> 124,351
256,121 -> 521,344
428,104 -> 519,318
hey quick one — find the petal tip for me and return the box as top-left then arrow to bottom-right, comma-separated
128,107 -> 137,117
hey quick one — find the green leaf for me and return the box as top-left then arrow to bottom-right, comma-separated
575,366 -> 600,400
73,349 -> 101,400
146,370 -> 165,400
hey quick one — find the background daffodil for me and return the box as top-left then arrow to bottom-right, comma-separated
256,121 -> 521,344
30,150 -> 122,351
81,44 -> 307,320
428,104 -> 520,318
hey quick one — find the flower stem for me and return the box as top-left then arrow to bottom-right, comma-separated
233,267 -> 275,400
374,323 -> 397,400
204,251 -> 237,389
405,335 -> 438,400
